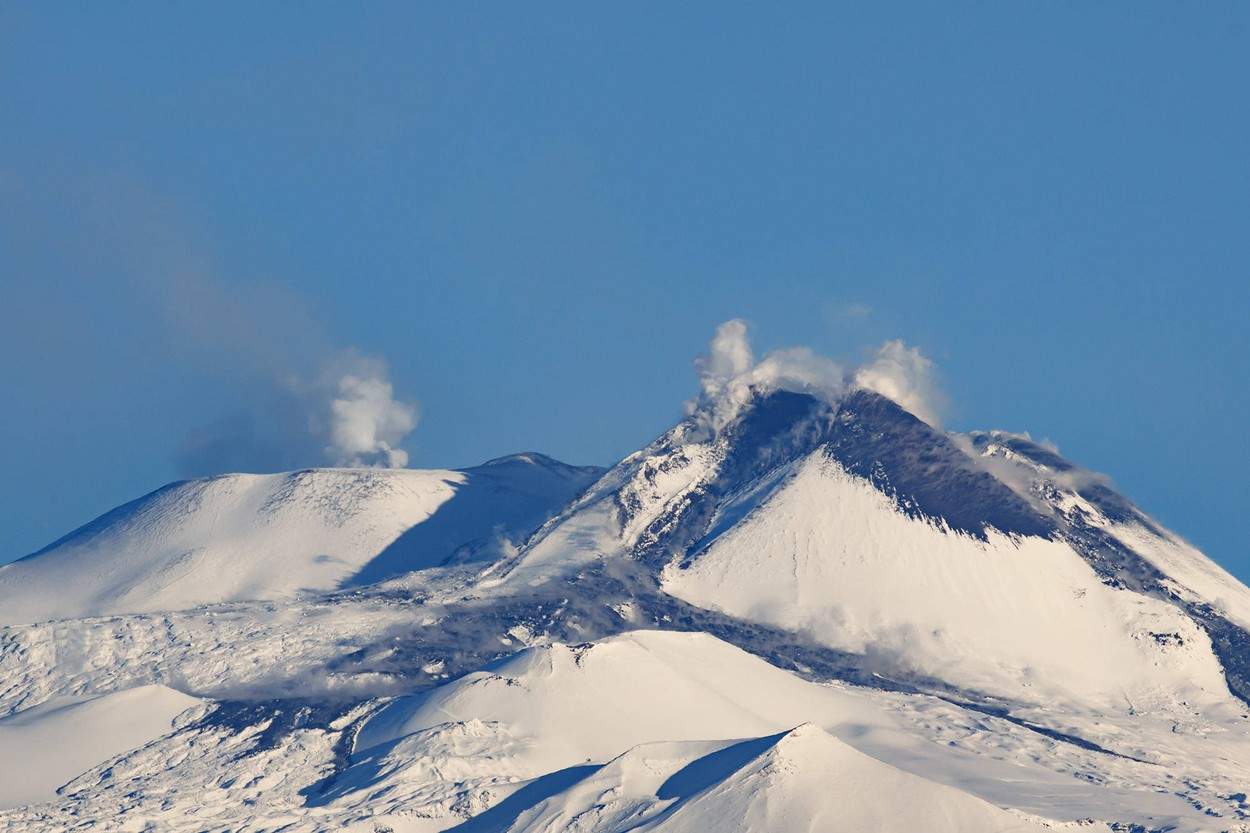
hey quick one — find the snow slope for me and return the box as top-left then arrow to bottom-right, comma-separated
354,629 -> 877,764
0,454 -> 601,625
971,429 -> 1250,632
663,450 -> 1232,711
340,631 -> 1201,832
500,726 -> 1051,833
0,684 -> 200,809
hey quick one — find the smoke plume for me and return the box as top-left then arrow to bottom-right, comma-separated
690,319 -> 942,429
853,339 -> 944,426
78,177 -> 420,473
322,354 -> 418,468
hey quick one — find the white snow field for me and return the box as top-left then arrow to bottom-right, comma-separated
0,684 -> 201,809
4,387 -> 1250,831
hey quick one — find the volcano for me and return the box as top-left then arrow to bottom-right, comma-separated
3,382 -> 1249,831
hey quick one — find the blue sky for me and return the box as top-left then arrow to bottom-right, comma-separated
2,5 -> 1248,577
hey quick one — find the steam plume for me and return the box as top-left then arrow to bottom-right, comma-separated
691,319 -> 942,429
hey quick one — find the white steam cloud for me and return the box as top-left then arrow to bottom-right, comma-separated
696,319 -> 756,395
691,319 -> 845,432
690,319 -> 942,430
853,339 -> 944,427
324,358 -> 418,468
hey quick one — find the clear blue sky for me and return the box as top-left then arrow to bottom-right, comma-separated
2,5 -> 1248,577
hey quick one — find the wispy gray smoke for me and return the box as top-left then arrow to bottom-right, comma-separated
82,177 -> 419,473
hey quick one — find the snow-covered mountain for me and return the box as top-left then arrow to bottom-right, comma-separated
0,453 -> 603,625
4,381 -> 1250,831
